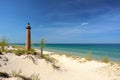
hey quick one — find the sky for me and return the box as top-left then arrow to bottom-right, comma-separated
0,0 -> 120,43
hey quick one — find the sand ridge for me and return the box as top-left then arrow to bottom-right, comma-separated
0,51 -> 120,80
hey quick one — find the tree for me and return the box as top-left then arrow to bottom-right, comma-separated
40,38 -> 46,58
0,37 -> 8,52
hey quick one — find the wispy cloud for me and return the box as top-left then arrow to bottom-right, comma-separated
81,22 -> 88,26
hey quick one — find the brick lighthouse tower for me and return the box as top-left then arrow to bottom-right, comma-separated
26,23 -> 31,51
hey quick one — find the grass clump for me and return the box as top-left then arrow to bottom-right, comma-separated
10,70 -> 33,80
42,54 -> 61,70
85,51 -> 92,61
11,69 -> 22,77
26,48 -> 37,55
14,49 -> 26,56
0,71 -> 32,80
11,48 -> 37,56
42,54 -> 58,64
30,73 -> 40,80
0,37 -> 8,52
110,62 -> 114,66
30,48 -> 35,53
0,72 -> 9,78
101,56 -> 109,63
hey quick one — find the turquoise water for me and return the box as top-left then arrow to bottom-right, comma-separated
13,44 -> 120,62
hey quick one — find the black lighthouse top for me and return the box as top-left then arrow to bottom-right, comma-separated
26,23 -> 31,29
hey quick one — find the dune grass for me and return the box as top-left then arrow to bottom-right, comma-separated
14,49 -> 26,56
41,54 -> 60,70
10,70 -> 40,80
101,56 -> 109,63
0,37 -> 8,52
10,47 -> 37,56
42,54 -> 58,64
30,73 -> 40,80
11,69 -> 22,77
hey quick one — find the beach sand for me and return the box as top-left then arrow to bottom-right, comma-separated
0,50 -> 120,80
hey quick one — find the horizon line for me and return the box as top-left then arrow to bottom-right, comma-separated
9,43 -> 120,44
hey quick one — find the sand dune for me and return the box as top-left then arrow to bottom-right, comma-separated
0,51 -> 120,80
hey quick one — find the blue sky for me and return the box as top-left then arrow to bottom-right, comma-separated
0,0 -> 120,43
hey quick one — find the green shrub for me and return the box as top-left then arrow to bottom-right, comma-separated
101,56 -> 109,63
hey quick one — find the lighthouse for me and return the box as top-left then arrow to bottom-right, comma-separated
26,23 -> 31,51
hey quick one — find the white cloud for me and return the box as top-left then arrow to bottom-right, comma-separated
81,22 -> 88,26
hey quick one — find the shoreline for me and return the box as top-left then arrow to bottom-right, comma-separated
11,44 -> 120,63
7,44 -> 120,64
39,49 -> 120,64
